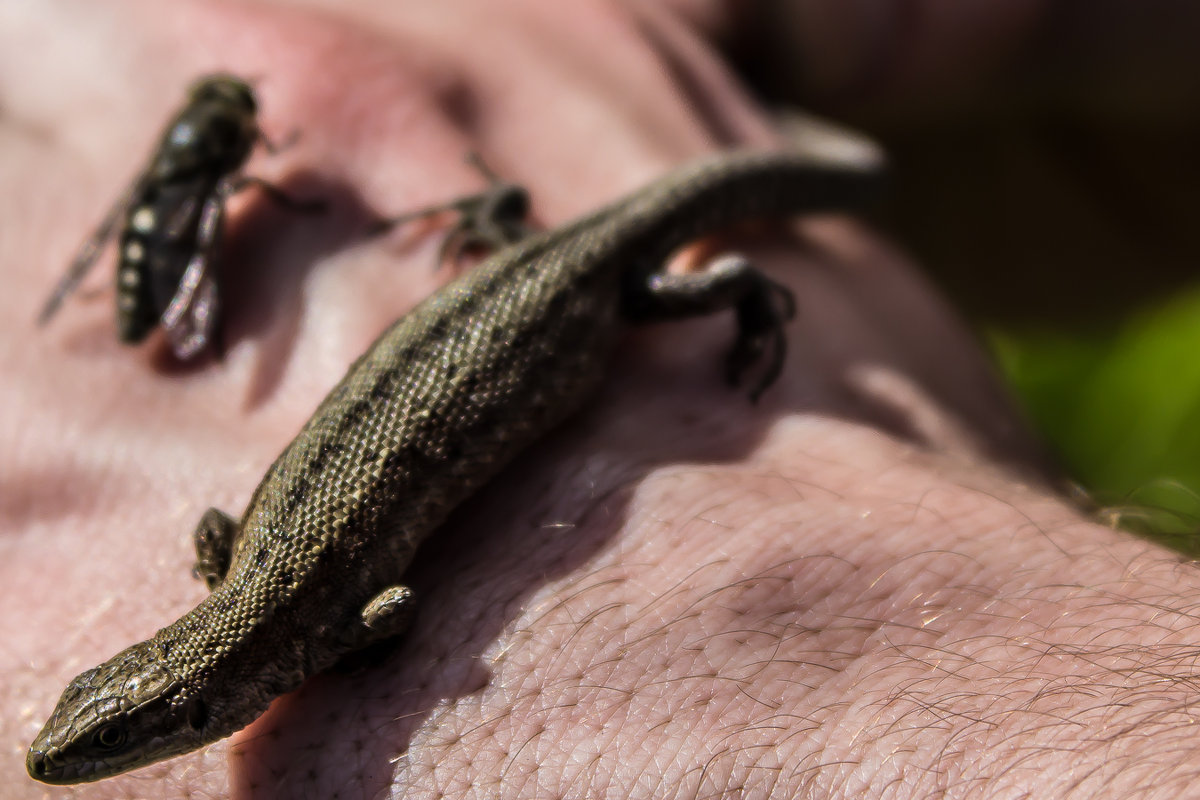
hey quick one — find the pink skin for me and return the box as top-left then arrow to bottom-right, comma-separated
3,1 -> 1200,797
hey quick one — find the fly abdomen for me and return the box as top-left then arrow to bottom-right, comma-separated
114,204 -> 161,343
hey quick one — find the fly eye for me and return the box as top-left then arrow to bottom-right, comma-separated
91,723 -> 126,751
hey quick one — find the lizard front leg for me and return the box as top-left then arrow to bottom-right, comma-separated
191,507 -> 239,591
372,153 -> 532,267
353,585 -> 417,646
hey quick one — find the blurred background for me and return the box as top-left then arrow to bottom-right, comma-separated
738,0 -> 1200,551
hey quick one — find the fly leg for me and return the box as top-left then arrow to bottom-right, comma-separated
257,128 -> 301,155
243,124 -> 327,211
228,175 -> 327,214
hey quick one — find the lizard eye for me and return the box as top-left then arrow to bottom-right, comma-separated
91,723 -> 126,751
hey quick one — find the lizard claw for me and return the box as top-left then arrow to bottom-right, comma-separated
726,277 -> 795,402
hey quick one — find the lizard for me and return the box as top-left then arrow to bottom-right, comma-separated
26,135 -> 884,784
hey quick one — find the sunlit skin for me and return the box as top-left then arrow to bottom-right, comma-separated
5,1 -> 1200,798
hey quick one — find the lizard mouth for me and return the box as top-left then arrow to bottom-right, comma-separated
26,744 -> 95,784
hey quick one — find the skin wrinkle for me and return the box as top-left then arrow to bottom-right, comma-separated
470,482 -> 1190,800
7,1 -> 1200,798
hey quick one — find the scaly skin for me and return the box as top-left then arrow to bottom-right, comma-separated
27,141 -> 883,784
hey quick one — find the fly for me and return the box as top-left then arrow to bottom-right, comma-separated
38,74 -> 323,359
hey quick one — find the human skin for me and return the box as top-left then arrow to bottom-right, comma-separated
3,1 -> 1200,798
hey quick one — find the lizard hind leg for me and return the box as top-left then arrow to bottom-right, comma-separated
623,253 -> 796,402
192,508 -> 239,591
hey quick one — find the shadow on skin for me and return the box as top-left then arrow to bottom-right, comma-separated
147,168 -> 380,407
224,228 -> 1053,795
233,369 -> 795,794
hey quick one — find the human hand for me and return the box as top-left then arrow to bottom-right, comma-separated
4,2 -> 1198,798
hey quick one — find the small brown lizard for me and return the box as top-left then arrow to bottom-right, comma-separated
27,137 -> 883,784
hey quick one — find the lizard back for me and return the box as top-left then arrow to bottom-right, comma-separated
27,141 -> 884,783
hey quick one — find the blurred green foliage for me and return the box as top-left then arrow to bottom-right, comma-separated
991,284 -> 1200,552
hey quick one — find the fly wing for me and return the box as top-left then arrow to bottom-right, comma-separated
160,191 -> 224,359
38,172 -> 150,325
114,174 -> 214,345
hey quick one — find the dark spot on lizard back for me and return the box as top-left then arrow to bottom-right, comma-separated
510,328 -> 533,349
547,289 -> 569,318
382,443 -> 433,478
306,441 -> 347,478
370,370 -> 397,401
283,477 -> 310,518
555,316 -> 593,350
340,399 -> 373,429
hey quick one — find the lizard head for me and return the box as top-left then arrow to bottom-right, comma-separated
27,640 -> 208,784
